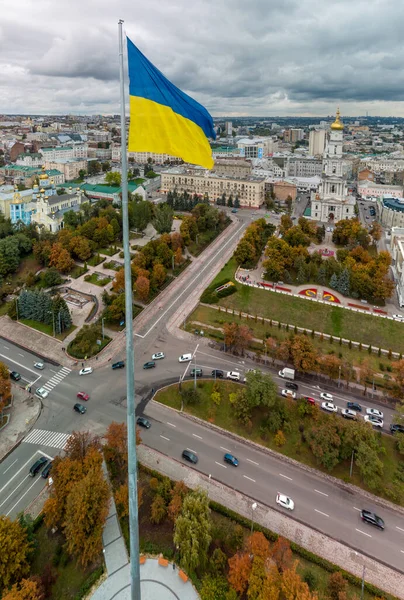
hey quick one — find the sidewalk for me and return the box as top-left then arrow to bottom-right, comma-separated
0,386 -> 41,462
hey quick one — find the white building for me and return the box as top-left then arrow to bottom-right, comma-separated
358,180 -> 403,199
225,121 -> 233,136
390,227 -> 404,307
15,153 -> 43,168
287,157 -> 323,178
237,137 -> 278,158
39,144 -> 88,161
309,129 -> 326,157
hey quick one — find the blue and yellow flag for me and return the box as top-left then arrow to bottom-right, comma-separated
126,37 -> 215,169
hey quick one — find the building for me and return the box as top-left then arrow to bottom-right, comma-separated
358,168 -> 375,182
284,129 -> 304,143
309,129 -> 326,157
390,227 -> 404,306
75,182 -> 146,204
214,158 -> 252,178
9,142 -> 26,162
15,153 -> 43,168
44,159 -> 87,181
286,157 -> 323,178
358,180 -> 403,199
310,109 -> 356,222
127,151 -> 182,164
273,181 -> 297,202
33,188 -> 86,232
379,196 -> 404,228
237,137 -> 278,158
39,144 -> 88,161
160,167 -> 265,207
225,121 -> 233,136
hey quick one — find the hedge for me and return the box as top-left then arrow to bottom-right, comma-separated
200,277 -> 236,304
74,565 -> 104,599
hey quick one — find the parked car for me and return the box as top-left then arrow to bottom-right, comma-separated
41,462 -> 53,479
390,423 -> 404,434
211,369 -> 224,378
224,453 -> 239,466
286,382 -> 298,391
152,352 -> 165,360
364,415 -> 383,428
182,449 -> 198,464
143,361 -> 156,369
136,416 -> 151,429
392,314 -> 404,322
10,371 -> 21,381
366,407 -> 384,419
77,392 -> 89,401
347,402 -> 362,412
79,367 -> 93,376
227,371 -> 241,381
34,362 -> 44,370
112,361 -> 125,369
29,456 -> 48,477
320,392 -> 333,401
304,396 -> 316,405
189,368 -> 203,378
74,403 -> 86,414
35,387 -> 49,399
179,353 -> 192,362
281,389 -> 296,399
360,509 -> 385,530
321,401 -> 337,413
276,492 -> 294,511
341,408 -> 357,420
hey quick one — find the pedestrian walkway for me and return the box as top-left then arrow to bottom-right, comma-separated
41,366 -> 71,393
23,428 -> 71,450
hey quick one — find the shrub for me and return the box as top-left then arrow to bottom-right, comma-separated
274,430 -> 286,447
303,569 -> 318,590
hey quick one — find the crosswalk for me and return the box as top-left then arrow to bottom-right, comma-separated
23,429 -> 71,449
41,366 -> 71,393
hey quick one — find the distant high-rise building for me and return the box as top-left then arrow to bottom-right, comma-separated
309,129 -> 326,157
225,121 -> 233,136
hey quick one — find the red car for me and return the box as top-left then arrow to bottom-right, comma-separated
305,397 -> 316,405
77,392 -> 89,402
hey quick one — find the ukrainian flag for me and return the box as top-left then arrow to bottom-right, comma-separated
126,37 -> 215,169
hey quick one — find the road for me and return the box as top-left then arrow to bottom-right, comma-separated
0,207 -> 403,576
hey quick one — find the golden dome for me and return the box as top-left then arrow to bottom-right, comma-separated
331,108 -> 344,130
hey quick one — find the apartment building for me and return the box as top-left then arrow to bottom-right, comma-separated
287,157 -> 323,178
214,158 -> 252,178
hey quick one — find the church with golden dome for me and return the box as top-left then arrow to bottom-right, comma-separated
310,109 -> 356,223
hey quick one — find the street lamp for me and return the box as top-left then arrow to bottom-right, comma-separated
250,502 -> 257,535
15,298 -> 19,321
338,365 -> 342,388
354,552 -> 366,600
101,317 -> 105,340
47,310 -> 55,337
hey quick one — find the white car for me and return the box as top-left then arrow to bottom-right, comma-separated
364,415 -> 383,428
320,392 -> 333,401
392,314 -> 404,322
366,407 -> 384,419
79,367 -> 93,376
227,371 -> 241,381
276,492 -> 294,511
341,408 -> 357,420
178,353 -> 192,363
34,362 -> 44,370
152,352 -> 165,360
281,389 -> 296,399
321,401 -> 337,413
35,387 -> 48,399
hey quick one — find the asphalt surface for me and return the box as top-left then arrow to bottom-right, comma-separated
0,207 -> 403,575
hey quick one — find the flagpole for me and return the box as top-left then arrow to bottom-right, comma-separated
118,19 -> 141,599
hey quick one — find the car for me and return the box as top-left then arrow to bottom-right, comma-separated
152,352 -> 165,360
74,403 -> 86,414
392,314 -> 404,322
34,362 -> 44,370
41,461 -> 53,479
360,509 -> 385,530
10,371 -> 21,381
320,392 -> 333,401
286,382 -> 298,391
227,371 -> 241,381
304,396 -> 316,405
224,453 -> 239,466
136,416 -> 151,429
189,368 -> 203,378
231,208 -> 238,213
321,401 -> 337,413
112,361 -> 125,369
364,415 -> 383,428
179,353 -> 192,362
347,402 -> 362,412
276,492 -> 294,511
366,407 -> 384,419
182,449 -> 198,464
211,369 -> 224,378
341,408 -> 357,420
390,423 -> 404,434
281,389 -> 296,399
143,361 -> 156,369
79,367 -> 93,376
77,391 -> 89,401
35,387 -> 49,399
29,456 -> 48,477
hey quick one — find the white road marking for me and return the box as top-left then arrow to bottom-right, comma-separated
401,550 -> 404,554
246,458 -> 259,466
396,526 -> 404,533
215,461 -> 227,468
314,489 -> 329,497
315,509 -> 329,517
50,369 -> 57,374
192,433 -> 203,439
356,528 -> 372,538
0,353 -> 38,376
0,451 -> 51,496
220,446 -> 231,453
6,478 -> 44,517
279,473 -> 292,481
18,353 -> 24,357
166,422 -> 176,428
198,350 -> 249,369
160,435 -> 170,441
23,429 -> 71,449
3,346 -> 9,350
353,507 -> 361,511
243,475 -> 256,483
3,459 -> 18,474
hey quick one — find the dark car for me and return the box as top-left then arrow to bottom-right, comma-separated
211,369 -> 224,378
390,423 -> 404,434
347,402 -> 362,412
29,456 -> 48,477
361,509 -> 385,530
182,449 -> 198,464
224,453 -> 239,466
41,462 -> 53,479
286,382 -> 298,391
10,371 -> 21,381
112,361 -> 125,370
136,416 -> 151,429
143,361 -> 156,369
189,368 -> 203,378
74,403 -> 86,414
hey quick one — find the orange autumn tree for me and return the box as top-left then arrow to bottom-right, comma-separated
1,577 -> 44,600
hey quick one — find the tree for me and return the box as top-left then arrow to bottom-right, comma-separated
200,576 -> 229,600
135,275 -> 150,301
307,419 -> 342,471
112,268 -> 125,293
355,440 -> 384,490
152,263 -> 166,288
105,171 -> 121,186
88,161 -> 101,176
101,161 -> 111,172
270,536 -> 293,572
279,214 -> 293,235
245,370 -> 278,410
0,516 -> 31,591
129,200 -> 152,231
150,494 -> 167,524
280,564 -> 317,600
49,243 -> 74,273
153,203 -> 174,234
1,578 -> 44,600
329,273 -> 339,290
69,235 -> 92,261
227,552 -> 252,595
42,267 -> 63,288
328,571 -> 348,600
64,431 -> 101,464
173,488 -> 211,573
289,335 -> 317,373
174,246 -> 183,266
104,422 -> 128,478
338,267 -> 350,296
168,481 -> 188,522
0,361 -> 12,409
234,239 -> 257,267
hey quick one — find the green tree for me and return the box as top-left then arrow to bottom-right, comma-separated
245,370 -> 278,410
200,576 -> 228,600
173,488 -> 211,573
307,418 -> 342,471
153,203 -> 174,234
88,161 -> 101,176
78,169 -> 86,180
129,200 -> 152,231
105,171 -> 122,186
355,440 -> 384,490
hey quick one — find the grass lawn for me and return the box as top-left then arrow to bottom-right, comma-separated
155,380 -> 404,506
84,273 -> 112,286
20,319 -> 76,341
0,254 -> 42,295
0,301 -> 11,316
67,334 -> 111,359
70,265 -> 88,279
87,254 -> 106,267
205,258 -> 404,353
98,246 -> 119,257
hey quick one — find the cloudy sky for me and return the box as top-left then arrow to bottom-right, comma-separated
1,0 -> 404,117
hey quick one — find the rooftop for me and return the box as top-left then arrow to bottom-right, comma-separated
382,197 -> 404,212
